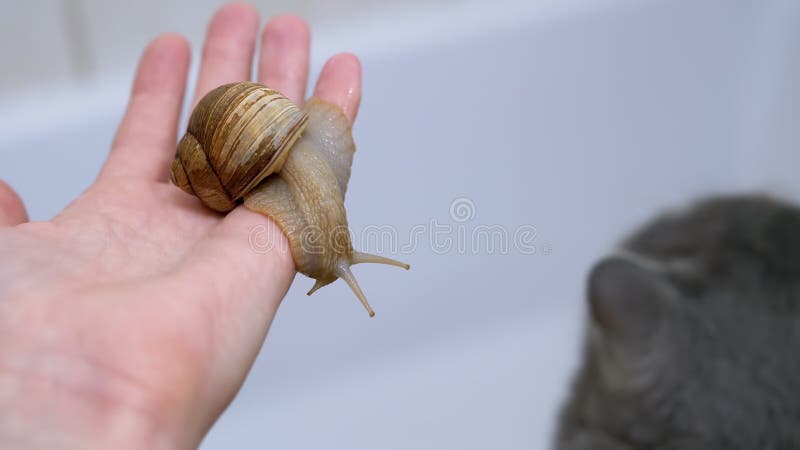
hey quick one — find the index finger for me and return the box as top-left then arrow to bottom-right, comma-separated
102,34 -> 190,182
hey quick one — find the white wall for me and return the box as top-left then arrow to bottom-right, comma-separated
0,0 -> 452,94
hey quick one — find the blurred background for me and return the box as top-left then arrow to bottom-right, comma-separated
1,0 -> 799,448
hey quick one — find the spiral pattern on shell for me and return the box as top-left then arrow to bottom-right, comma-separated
169,82 -> 308,212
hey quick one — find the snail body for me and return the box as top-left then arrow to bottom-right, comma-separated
170,82 -> 408,316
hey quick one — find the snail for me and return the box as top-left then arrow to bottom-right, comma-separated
170,82 -> 409,317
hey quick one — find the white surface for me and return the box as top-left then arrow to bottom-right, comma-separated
0,1 -> 75,92
1,0 -> 799,448
1,0 -> 454,93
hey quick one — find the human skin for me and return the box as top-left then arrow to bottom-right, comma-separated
0,3 -> 362,449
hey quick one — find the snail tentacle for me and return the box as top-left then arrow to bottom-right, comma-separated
307,278 -> 334,296
351,252 -> 411,270
334,261 -> 374,318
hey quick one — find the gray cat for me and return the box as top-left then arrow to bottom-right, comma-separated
555,195 -> 800,450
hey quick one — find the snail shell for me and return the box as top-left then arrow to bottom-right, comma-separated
170,82 -> 409,316
170,82 -> 308,212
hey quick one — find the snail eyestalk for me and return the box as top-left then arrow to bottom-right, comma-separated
335,263 -> 375,317
352,252 -> 410,270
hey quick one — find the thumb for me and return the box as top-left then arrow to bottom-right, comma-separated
0,180 -> 28,226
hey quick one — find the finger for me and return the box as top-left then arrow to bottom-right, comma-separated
312,53 -> 362,124
103,34 -> 190,181
0,180 -> 28,226
258,14 -> 311,104
193,3 -> 260,106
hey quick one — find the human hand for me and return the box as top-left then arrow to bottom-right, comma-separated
0,4 -> 361,449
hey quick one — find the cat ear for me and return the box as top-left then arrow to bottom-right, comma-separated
588,255 -> 676,340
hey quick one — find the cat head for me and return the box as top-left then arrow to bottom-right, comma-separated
556,195 -> 800,450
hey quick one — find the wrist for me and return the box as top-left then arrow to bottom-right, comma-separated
0,330 -> 173,450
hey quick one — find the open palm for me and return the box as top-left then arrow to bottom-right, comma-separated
0,4 -> 361,449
